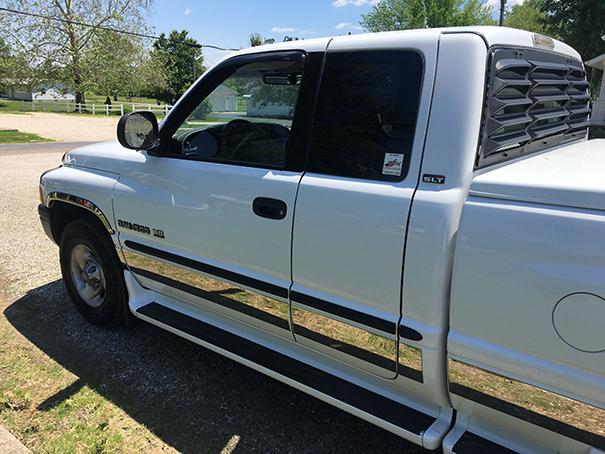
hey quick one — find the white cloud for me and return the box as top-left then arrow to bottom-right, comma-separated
184,7 -> 191,15
271,26 -> 296,33
485,0 -> 525,12
332,0 -> 380,7
335,22 -> 364,30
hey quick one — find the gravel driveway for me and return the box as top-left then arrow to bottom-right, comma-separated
0,113 -> 118,142
0,142 -> 429,453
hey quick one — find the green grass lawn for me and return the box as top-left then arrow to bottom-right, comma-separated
0,130 -> 52,143
0,319 -> 152,454
0,100 -> 30,114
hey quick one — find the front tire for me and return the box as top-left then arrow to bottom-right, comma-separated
59,218 -> 128,327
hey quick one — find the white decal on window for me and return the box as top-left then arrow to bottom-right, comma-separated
382,153 -> 404,176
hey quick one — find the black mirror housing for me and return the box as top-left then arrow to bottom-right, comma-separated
117,111 -> 159,150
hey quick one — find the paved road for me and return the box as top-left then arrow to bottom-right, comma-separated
0,142 -> 431,454
0,141 -> 94,155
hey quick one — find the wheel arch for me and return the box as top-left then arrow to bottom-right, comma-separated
47,193 -> 114,244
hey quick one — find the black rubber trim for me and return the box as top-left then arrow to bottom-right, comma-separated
130,265 -> 423,382
137,302 -> 436,435
38,203 -> 55,243
453,431 -> 518,454
130,266 -> 290,330
124,242 -> 399,337
124,241 -> 288,299
38,203 -> 51,222
398,364 -> 423,383
399,324 -> 423,342
290,291 -> 397,335
450,383 -> 605,450
293,323 -> 396,373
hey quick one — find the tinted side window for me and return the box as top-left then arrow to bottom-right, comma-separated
174,58 -> 304,169
307,51 -> 423,181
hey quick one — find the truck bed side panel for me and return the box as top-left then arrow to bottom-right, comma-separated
449,195 -> 605,451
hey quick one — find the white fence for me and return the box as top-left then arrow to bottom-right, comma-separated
74,103 -> 124,115
17,100 -> 172,116
131,103 -> 172,115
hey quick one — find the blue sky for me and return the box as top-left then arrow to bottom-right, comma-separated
148,0 -> 383,66
148,0 -> 521,67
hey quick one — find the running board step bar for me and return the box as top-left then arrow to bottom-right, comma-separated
136,302 -> 436,437
453,432 -> 518,454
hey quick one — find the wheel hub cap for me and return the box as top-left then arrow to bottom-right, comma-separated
70,244 -> 106,308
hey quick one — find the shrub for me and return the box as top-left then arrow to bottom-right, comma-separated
190,100 -> 212,120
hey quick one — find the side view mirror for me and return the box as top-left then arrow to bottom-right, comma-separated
117,111 -> 159,150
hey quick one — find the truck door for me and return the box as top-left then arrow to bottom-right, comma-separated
290,36 -> 436,379
114,50 -> 322,339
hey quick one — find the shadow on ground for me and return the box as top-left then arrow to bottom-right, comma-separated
4,280 -> 431,454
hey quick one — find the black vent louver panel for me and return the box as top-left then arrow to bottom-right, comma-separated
477,48 -> 591,168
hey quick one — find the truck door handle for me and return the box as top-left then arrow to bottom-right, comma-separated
252,197 -> 287,220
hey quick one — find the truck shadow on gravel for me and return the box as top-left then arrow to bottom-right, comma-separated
4,280 -> 431,454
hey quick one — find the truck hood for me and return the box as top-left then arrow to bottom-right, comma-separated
470,139 -> 605,212
64,141 -> 147,174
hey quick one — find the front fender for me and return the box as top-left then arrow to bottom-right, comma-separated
40,166 -> 119,237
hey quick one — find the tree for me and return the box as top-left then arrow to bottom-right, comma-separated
249,33 -> 263,47
504,0 -> 548,34
84,30 -> 146,101
148,30 -> 204,104
360,0 -> 494,32
541,0 -> 605,91
0,0 -> 151,105
137,54 -> 168,102
0,38 -> 14,92
0,37 -> 52,94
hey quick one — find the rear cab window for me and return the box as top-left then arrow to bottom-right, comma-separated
476,47 -> 590,168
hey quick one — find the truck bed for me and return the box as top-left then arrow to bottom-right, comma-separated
470,139 -> 605,211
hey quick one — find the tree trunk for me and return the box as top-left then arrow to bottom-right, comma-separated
63,1 -> 86,110
113,92 -> 118,102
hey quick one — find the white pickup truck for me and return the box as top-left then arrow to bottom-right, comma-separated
37,26 -> 604,453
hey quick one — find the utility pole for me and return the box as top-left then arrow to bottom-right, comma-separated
499,0 -> 506,26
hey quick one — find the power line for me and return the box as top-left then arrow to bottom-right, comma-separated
0,6 -> 238,51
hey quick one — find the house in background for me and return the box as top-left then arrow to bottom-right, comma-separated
208,84 -> 237,112
0,83 -> 75,102
246,99 -> 293,118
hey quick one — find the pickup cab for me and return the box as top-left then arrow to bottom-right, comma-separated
38,26 -> 605,453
